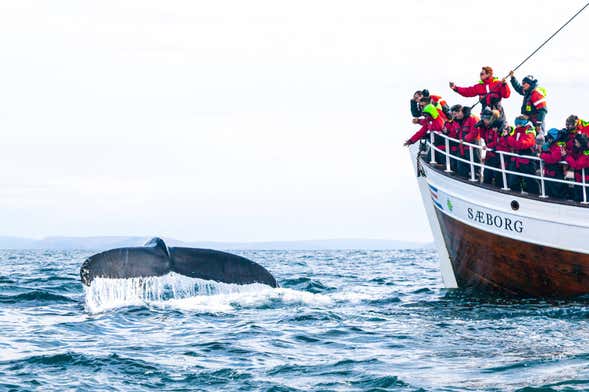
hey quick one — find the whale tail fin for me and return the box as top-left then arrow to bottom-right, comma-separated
80,237 -> 278,288
170,247 -> 278,288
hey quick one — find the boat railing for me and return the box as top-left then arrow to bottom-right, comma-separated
424,131 -> 589,204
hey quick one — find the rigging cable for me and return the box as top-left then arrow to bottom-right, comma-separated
510,1 -> 589,75
469,1 -> 589,110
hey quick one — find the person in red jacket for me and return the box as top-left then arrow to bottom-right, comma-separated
562,115 -> 589,153
449,66 -> 511,118
439,105 -> 463,171
454,105 -> 481,178
442,105 -> 479,178
540,128 -> 567,199
506,116 -> 540,194
476,109 -> 508,187
564,133 -> 589,202
404,103 -> 445,146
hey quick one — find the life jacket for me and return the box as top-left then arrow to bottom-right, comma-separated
478,77 -> 509,108
523,87 -> 547,114
576,118 -> 589,136
431,95 -> 449,121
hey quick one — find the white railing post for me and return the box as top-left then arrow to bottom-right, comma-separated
479,151 -> 485,183
499,152 -> 510,190
582,168 -> 588,204
469,145 -> 476,182
539,159 -> 547,198
429,132 -> 436,164
444,136 -> 452,173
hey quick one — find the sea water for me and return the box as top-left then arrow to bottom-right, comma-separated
1,249 -> 589,391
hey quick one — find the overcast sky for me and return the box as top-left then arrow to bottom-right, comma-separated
0,1 -> 588,241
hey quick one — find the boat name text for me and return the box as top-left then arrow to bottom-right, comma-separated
467,208 -> 523,233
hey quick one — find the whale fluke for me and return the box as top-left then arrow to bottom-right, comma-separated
80,237 -> 278,288
170,247 -> 277,287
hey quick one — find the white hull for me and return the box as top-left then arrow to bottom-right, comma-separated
409,144 -> 589,296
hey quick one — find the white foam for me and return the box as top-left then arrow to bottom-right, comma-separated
83,272 -> 333,314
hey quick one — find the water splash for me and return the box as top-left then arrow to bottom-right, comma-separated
84,272 -> 332,314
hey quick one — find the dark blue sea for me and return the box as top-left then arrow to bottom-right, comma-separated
1,249 -> 589,391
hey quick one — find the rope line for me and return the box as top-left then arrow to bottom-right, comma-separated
510,2 -> 589,75
468,2 -> 589,110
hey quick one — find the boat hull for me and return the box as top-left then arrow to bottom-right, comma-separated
409,145 -> 589,297
435,208 -> 589,297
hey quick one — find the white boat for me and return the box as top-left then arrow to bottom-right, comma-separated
410,132 -> 589,297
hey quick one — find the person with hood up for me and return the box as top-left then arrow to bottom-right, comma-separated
540,128 -> 567,199
564,133 -> 589,202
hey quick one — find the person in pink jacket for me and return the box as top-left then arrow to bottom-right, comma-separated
564,133 -> 589,202
540,128 -> 567,199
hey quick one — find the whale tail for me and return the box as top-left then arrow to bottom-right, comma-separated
80,237 -> 278,288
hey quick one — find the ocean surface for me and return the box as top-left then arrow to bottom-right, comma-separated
1,249 -> 589,391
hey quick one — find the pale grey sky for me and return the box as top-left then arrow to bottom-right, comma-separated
0,1 -> 587,241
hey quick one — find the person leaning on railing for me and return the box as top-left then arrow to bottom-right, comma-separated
404,102 -> 445,147
563,133 -> 589,202
477,108 -> 508,188
444,105 -> 480,177
540,128 -> 568,199
441,107 -> 460,172
505,116 -> 540,195
457,106 -> 481,179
